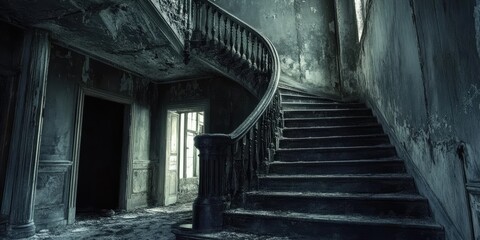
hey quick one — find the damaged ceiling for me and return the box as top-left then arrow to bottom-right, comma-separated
0,0 -> 213,82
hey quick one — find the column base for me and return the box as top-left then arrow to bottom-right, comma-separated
9,221 -> 35,239
192,197 -> 224,233
0,215 -> 8,237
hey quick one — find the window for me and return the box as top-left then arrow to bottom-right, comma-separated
178,111 -> 204,179
354,0 -> 367,41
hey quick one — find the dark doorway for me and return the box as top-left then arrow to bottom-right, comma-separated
76,96 -> 125,215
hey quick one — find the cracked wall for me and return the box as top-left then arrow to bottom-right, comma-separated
357,1 -> 480,239
211,0 -> 340,94
35,44 -> 156,229
335,0 -> 360,96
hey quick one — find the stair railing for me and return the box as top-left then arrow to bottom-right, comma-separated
178,0 -> 282,233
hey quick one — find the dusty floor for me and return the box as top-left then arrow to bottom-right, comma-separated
31,203 -> 192,240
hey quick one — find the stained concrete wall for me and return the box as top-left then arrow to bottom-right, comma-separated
211,0 -> 340,94
357,1 -> 480,239
334,0 -> 360,95
36,45 -> 155,228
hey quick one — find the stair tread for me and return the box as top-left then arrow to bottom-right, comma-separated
282,101 -> 361,104
283,108 -> 370,112
280,93 -> 336,99
270,158 -> 403,165
282,102 -> 364,106
280,133 -> 388,140
260,173 -> 412,179
284,116 -> 375,120
283,124 -> 380,130
247,191 -> 426,201
276,145 -> 394,151
225,209 -> 442,229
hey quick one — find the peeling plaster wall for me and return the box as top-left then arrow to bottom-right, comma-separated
357,1 -> 480,239
36,45 -> 156,228
211,0 -> 340,94
0,0 -> 209,82
334,0 -> 360,95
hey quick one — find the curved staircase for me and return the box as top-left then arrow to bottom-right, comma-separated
221,88 -> 445,239
175,88 -> 445,240
163,0 -> 445,238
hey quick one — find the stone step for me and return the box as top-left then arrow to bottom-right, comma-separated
281,93 -> 342,104
224,209 -> 444,240
245,191 -> 431,219
278,87 -> 320,97
284,116 -> 377,127
279,134 -> 390,148
284,109 -> 373,118
258,174 -> 417,194
268,159 -> 406,175
275,145 -> 397,162
282,124 -> 384,138
282,102 -> 366,110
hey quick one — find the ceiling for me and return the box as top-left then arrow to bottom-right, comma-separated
0,0 -> 214,82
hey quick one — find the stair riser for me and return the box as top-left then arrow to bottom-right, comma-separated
279,136 -> 390,148
284,117 -> 377,127
284,109 -> 372,118
282,103 -> 365,110
282,126 -> 384,138
268,162 -> 406,175
225,214 -> 444,240
281,95 -> 337,103
275,148 -> 396,161
279,89 -> 317,96
245,195 -> 431,219
258,178 -> 417,194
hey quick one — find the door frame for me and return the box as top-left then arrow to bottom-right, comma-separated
159,100 -> 209,206
67,87 -> 134,223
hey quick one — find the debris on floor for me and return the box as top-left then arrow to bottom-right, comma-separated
32,203 -> 192,240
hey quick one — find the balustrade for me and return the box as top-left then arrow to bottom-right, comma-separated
159,0 -> 281,233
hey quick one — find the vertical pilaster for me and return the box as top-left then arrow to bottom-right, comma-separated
1,29 -> 50,239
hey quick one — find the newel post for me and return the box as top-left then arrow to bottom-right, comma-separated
192,134 -> 230,232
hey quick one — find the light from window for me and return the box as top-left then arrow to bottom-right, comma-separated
354,0 -> 365,41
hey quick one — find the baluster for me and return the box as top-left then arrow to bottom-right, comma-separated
252,37 -> 258,68
182,0 -> 186,26
246,32 -> 252,65
193,0 -> 199,31
177,0 -> 182,17
233,141 -> 241,196
256,42 -> 262,70
268,55 -> 272,73
241,135 -> 247,193
265,51 -> 269,72
211,9 -> 217,44
264,47 -> 268,72
260,47 -> 265,72
185,0 -> 190,29
253,123 -> 259,177
217,11 -> 221,44
239,27 -> 245,59
205,4 -> 210,41
249,128 -> 254,183
224,17 -> 228,47
232,23 -> 237,54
